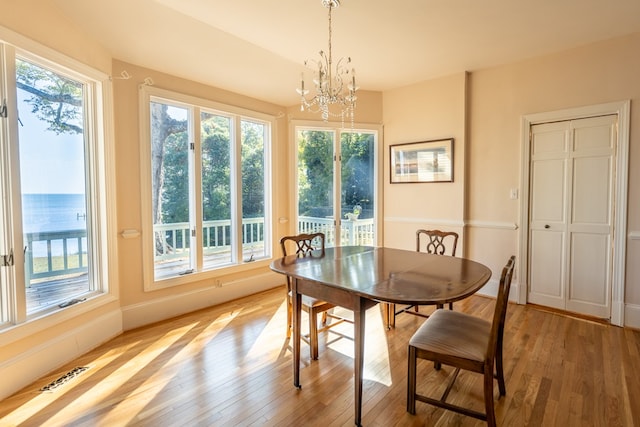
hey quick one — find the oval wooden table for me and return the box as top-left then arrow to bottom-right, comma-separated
270,245 -> 492,426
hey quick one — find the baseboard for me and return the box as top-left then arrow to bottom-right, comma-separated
624,303 -> 640,329
0,309 -> 122,401
122,271 -> 284,331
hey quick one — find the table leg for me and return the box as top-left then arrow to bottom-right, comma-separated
354,297 -> 366,426
292,278 -> 302,389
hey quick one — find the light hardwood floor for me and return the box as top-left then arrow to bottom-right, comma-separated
1,286 -> 639,426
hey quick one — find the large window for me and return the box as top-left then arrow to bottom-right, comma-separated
140,87 -> 273,288
0,39 -> 114,327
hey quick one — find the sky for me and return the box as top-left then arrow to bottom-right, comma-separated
17,89 -> 86,195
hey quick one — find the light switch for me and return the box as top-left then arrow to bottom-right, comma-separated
510,188 -> 519,200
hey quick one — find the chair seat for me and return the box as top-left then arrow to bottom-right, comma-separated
409,309 -> 491,363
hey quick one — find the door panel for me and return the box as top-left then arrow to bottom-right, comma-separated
530,159 -> 567,223
528,230 -> 565,308
572,156 -> 611,225
567,232 -> 610,316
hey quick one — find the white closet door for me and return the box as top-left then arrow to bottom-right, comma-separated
528,115 -> 616,318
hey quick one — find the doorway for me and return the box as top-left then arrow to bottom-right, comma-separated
518,101 -> 630,326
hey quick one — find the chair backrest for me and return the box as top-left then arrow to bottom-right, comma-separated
487,256 -> 516,362
416,229 -> 459,256
279,232 -> 326,291
279,232 -> 326,258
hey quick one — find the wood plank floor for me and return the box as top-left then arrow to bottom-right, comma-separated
1,286 -> 639,426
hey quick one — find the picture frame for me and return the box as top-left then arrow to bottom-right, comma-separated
389,138 -> 454,183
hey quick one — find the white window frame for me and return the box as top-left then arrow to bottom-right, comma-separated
0,26 -> 118,339
290,120 -> 383,248
139,86 -> 274,291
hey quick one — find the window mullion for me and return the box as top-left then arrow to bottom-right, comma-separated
231,117 -> 243,263
191,108 -> 203,272
333,130 -> 342,244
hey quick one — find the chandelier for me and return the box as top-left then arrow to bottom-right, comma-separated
297,0 -> 358,123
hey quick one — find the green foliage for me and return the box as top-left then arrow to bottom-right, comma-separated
298,130 -> 374,218
241,121 -> 265,218
201,114 -> 232,221
16,59 -> 83,135
157,114 -> 266,223
161,125 -> 189,223
298,130 -> 334,216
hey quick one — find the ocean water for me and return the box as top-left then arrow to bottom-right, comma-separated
22,193 -> 87,234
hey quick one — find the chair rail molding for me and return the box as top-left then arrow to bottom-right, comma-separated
384,216 -> 464,228
465,220 -> 518,230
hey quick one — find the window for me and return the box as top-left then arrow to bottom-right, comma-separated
295,124 -> 380,247
0,38 -> 115,327
140,87 -> 273,289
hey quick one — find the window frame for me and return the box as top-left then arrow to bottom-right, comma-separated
139,86 -> 274,291
0,26 -> 118,338
290,120 -> 383,248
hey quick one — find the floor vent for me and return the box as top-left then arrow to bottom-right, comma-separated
40,366 -> 89,392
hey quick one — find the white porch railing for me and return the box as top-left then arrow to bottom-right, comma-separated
24,216 -> 375,282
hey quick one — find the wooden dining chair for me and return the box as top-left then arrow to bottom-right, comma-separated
387,229 -> 459,328
406,256 -> 516,426
280,232 -> 350,360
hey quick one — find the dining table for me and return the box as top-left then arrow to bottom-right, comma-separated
269,245 -> 492,426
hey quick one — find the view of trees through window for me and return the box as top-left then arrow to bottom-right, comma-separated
297,128 -> 376,247
149,96 -> 269,280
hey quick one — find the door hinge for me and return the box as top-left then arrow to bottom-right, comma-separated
1,249 -> 14,267
0,99 -> 7,118
191,229 -> 196,237
190,142 -> 195,150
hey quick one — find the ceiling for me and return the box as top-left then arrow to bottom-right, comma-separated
51,0 -> 640,107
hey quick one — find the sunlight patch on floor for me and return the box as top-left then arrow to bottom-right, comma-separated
45,321 -> 205,426
110,311 -> 241,425
0,341 -> 142,426
326,305 -> 393,386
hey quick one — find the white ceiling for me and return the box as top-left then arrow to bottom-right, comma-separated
51,0 -> 640,107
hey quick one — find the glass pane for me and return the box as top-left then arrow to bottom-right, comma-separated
150,101 -> 190,279
340,131 -> 375,246
201,111 -> 232,269
16,58 -> 91,312
297,130 -> 336,246
241,120 -> 267,261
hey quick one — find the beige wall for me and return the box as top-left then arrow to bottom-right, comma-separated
382,34 -> 640,321
382,73 -> 468,252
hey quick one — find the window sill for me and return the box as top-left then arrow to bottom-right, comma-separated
145,257 -> 274,291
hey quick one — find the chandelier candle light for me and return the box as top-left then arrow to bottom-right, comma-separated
297,0 -> 358,123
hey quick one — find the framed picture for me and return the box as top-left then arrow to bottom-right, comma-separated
390,138 -> 454,183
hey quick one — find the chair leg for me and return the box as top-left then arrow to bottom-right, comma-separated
484,366 -> 497,427
309,310 -> 319,360
286,297 -> 292,338
496,343 -> 506,396
448,302 -> 453,310
407,345 -> 417,414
